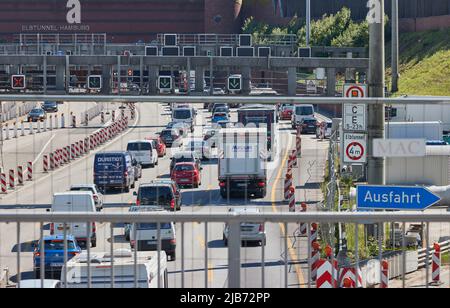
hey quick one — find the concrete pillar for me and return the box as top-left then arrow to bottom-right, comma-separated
195,67 -> 205,93
148,66 -> 158,95
242,66 -> 251,95
55,64 -> 65,90
326,68 -> 336,97
288,67 -> 297,96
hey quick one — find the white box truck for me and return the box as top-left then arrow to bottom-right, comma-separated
61,249 -> 167,288
388,103 -> 450,132
218,127 -> 267,199
385,121 -> 443,140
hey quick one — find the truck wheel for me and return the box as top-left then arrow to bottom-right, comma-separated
34,269 -> 41,279
223,237 -> 228,247
169,252 -> 176,261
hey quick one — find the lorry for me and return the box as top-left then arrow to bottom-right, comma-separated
237,105 -> 278,161
387,102 -> 450,132
218,128 -> 268,199
385,121 -> 444,140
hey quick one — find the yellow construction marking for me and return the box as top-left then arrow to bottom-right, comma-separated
271,143 -> 306,288
208,262 -> 214,283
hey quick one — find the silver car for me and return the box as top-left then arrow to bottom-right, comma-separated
223,207 -> 266,246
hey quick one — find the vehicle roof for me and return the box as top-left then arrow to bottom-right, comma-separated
18,280 -> 61,288
139,183 -> 172,188
172,151 -> 196,157
129,206 -> 166,212
229,207 -> 260,214
238,105 -> 275,111
95,151 -> 128,156
295,104 -> 314,108
174,161 -> 196,166
128,140 -> 152,144
70,184 -> 96,188
53,191 -> 93,196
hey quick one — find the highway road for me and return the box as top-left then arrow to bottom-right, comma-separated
0,101 -> 333,288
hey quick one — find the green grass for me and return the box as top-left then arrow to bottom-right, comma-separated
442,252 -> 450,265
387,28 -> 450,96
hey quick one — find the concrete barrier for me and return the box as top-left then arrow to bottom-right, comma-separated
0,268 -> 9,288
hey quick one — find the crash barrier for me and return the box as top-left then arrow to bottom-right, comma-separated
0,212 -> 449,288
41,116 -> 129,174
418,240 -> 450,268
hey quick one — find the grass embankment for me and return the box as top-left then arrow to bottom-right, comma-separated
387,28 -> 450,96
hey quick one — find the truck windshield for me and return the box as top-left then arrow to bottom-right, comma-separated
173,109 -> 192,119
136,223 -> 172,230
127,143 -> 151,151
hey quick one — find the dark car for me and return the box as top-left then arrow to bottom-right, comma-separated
42,101 -> 58,112
160,129 -> 181,147
212,103 -> 228,114
27,108 -> 46,122
134,183 -> 181,211
300,117 -> 319,134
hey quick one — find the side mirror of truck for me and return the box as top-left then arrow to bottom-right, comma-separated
133,191 -> 137,196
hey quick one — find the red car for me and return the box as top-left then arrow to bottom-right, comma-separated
279,105 -> 294,120
147,136 -> 166,157
171,162 -> 201,188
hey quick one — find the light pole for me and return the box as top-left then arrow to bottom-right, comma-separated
391,0 -> 400,93
306,0 -> 311,46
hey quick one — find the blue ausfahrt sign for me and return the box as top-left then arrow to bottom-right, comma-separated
357,185 -> 441,211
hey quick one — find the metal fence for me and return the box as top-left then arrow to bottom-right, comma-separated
0,212 -> 449,288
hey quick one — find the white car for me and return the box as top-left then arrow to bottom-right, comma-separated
223,207 -> 266,247
183,138 -> 211,160
126,140 -> 159,168
69,184 -> 104,211
316,121 -> 333,139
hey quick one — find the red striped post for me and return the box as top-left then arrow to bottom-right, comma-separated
284,173 -> 292,201
17,166 -> 24,186
27,162 -> 33,181
288,186 -> 295,212
1,173 -> 7,194
380,260 -> 389,289
43,155 -> 49,173
299,202 -> 308,235
431,243 -> 442,285
49,153 -> 55,170
9,169 -> 15,190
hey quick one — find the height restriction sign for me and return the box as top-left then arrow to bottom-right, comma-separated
343,84 -> 367,98
343,133 -> 367,163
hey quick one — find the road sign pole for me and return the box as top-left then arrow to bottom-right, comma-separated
368,0 -> 385,186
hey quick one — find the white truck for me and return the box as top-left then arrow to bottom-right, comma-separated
385,121 -> 443,140
218,127 -> 267,199
61,249 -> 167,288
388,103 -> 450,132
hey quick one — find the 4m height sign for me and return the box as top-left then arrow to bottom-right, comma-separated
344,133 -> 367,163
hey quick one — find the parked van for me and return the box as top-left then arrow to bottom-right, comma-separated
61,249 -> 168,288
292,104 -> 315,129
93,152 -> 136,192
127,140 -> 158,168
50,192 -> 97,248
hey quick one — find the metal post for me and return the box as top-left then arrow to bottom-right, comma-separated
228,221 -> 241,288
391,0 -> 399,93
306,0 -> 311,46
367,0 -> 386,185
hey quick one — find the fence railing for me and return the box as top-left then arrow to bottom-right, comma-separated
0,212 -> 449,288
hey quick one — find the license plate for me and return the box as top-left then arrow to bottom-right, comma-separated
180,179 -> 190,182
237,183 -> 247,187
147,241 -> 156,245
51,263 -> 64,267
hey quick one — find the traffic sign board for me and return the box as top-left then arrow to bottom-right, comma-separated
343,133 -> 367,163
87,75 -> 102,90
158,76 -> 172,90
228,75 -> 242,91
343,84 -> 367,98
11,75 -> 26,90
357,185 -> 441,211
343,104 -> 366,131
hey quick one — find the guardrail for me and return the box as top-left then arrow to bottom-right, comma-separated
418,240 -> 450,268
0,212 -> 449,288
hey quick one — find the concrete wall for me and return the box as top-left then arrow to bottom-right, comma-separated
400,15 -> 450,32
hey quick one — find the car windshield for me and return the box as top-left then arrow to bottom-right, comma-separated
161,130 -> 175,137
127,142 -> 151,151
175,164 -> 195,172
304,119 -> 317,124
215,107 -> 228,113
138,186 -> 173,205
30,109 -> 43,114
44,102 -> 57,106
136,223 -> 172,230
173,109 -> 191,119
42,240 -> 77,251
296,106 -> 314,116
283,106 -> 294,111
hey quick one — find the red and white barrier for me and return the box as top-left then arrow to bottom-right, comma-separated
339,267 -> 363,288
296,134 -> 302,158
311,240 -> 320,282
79,140 -> 84,155
381,260 -> 389,289
50,153 -> 55,170
284,174 -> 292,201
27,162 -> 33,181
9,169 -> 15,190
288,186 -> 295,212
101,112 -> 105,124
43,155 -> 49,172
316,259 -> 339,289
112,110 -> 115,121
291,150 -> 297,168
17,166 -> 23,186
1,173 -> 7,194
70,144 -> 76,160
299,202 -> 307,235
432,243 -> 442,285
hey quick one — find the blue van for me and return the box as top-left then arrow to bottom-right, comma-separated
94,152 -> 136,192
